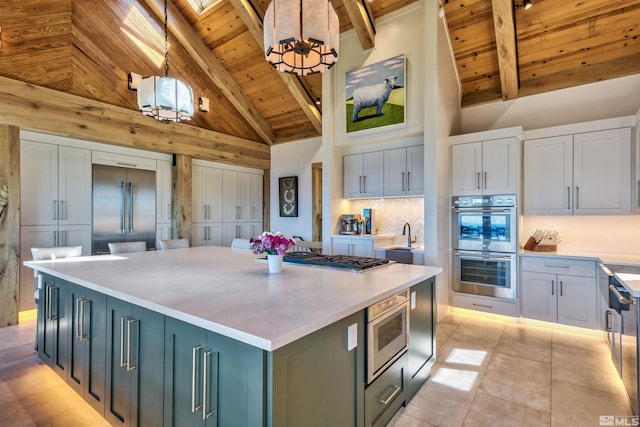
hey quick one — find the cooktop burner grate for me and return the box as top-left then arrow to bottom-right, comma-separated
283,252 -> 390,271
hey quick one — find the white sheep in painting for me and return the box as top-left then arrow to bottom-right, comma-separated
351,76 -> 397,122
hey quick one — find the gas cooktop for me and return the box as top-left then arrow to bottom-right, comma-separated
282,252 -> 391,272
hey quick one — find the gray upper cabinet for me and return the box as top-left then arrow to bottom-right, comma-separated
524,128 -> 632,215
451,137 -> 518,196
344,151 -> 384,198
384,145 -> 424,197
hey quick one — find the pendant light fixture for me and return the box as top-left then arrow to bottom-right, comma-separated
263,0 -> 339,76
136,0 -> 194,122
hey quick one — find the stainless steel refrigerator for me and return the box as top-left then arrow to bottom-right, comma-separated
92,164 -> 156,254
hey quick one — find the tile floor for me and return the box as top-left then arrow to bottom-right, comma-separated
0,310 -> 633,426
389,310 -> 633,427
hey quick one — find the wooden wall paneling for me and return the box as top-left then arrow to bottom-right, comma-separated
0,76 -> 270,170
0,125 -> 20,327
175,154 -> 192,242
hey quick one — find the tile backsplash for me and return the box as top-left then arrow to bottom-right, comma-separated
349,198 -> 424,247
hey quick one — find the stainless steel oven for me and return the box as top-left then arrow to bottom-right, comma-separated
367,290 -> 410,384
452,194 -> 517,253
452,251 -> 517,300
452,195 -> 517,300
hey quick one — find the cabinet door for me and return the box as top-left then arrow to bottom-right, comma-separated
250,174 -> 263,221
362,151 -> 384,197
269,311 -> 364,426
38,273 -> 57,367
164,318 -> 208,426
223,170 -> 239,221
58,224 -> 92,254
157,224 -> 173,243
43,276 -> 70,380
20,140 -> 58,226
157,160 -> 173,224
407,278 -> 434,399
573,128 -> 632,214
331,238 -> 351,255
192,166 -> 207,223
383,148 -> 406,196
351,239 -> 374,257
20,225 -> 56,312
58,146 -> 92,225
524,136 -> 573,215
520,272 -> 557,323
482,137 -> 517,194
105,298 -> 164,427
406,145 -> 424,196
236,172 -> 252,222
69,284 -> 107,415
206,168 -> 223,222
343,154 -> 363,198
451,142 -> 482,196
557,275 -> 597,329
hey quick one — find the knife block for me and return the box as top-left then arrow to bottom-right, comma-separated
523,236 -> 557,252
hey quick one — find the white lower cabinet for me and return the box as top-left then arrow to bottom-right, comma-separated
331,236 -> 393,257
520,256 -> 597,329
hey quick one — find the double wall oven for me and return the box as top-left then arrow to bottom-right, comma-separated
452,194 -> 517,300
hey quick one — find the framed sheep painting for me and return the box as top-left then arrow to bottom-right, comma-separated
345,54 -> 406,133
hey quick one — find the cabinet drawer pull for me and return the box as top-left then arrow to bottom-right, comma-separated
120,316 -> 127,368
192,345 -> 203,413
559,281 -> 563,297
605,310 -> 612,332
363,175 -> 367,194
567,187 -> 571,210
484,171 -> 487,189
80,299 -> 90,341
378,385 -> 401,405
575,186 -> 579,210
551,280 -> 555,296
402,172 -> 406,192
407,171 -> 411,191
544,265 -> 570,269
472,303 -> 493,309
476,172 -> 480,190
203,350 -> 216,420
52,200 -> 58,221
75,298 -> 82,341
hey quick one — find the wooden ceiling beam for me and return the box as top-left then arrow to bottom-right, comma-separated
142,0 -> 276,145
491,0 -> 519,101
228,0 -> 322,136
342,0 -> 376,50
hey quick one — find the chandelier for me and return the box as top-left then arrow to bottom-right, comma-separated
136,0 -> 194,122
263,0 -> 339,76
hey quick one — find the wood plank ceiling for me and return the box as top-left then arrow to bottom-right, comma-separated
1,0 -> 639,147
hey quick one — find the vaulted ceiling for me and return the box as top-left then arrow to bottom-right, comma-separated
1,0 -> 639,147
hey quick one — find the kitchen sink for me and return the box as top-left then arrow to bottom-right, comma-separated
385,249 -> 413,264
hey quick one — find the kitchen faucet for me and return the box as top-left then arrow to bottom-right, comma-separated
402,223 -> 416,248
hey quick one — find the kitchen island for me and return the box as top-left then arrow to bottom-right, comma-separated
25,246 -> 441,427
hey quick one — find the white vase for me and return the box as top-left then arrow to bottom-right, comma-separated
267,254 -> 283,273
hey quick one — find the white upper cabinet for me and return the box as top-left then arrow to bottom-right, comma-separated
451,137 -> 517,196
192,165 -> 223,223
383,145 -> 424,197
343,152 -> 384,198
21,141 -> 92,226
156,160 -> 173,225
250,173 -> 263,222
524,128 -> 632,215
223,170 -> 261,222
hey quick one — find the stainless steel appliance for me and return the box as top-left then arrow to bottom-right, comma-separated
340,214 -> 362,235
363,208 -> 375,235
366,289 -> 410,383
452,195 -> 517,300
92,164 -> 156,254
608,272 -> 639,414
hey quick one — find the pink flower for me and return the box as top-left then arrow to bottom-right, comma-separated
250,231 -> 296,255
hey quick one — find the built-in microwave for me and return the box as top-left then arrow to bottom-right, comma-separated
366,290 -> 410,384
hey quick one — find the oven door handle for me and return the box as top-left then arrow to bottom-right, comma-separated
455,252 -> 512,260
453,208 -> 512,214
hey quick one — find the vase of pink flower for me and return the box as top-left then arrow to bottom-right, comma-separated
250,231 -> 296,273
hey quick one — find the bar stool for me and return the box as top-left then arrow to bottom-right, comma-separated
158,239 -> 190,250
107,241 -> 147,254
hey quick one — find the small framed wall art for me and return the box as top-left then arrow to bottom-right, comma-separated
279,176 -> 298,217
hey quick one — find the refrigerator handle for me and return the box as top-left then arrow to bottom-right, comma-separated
128,182 -> 134,233
120,181 -> 126,234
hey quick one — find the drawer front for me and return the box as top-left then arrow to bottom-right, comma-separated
452,293 -> 519,317
520,256 -> 595,277
365,352 -> 407,427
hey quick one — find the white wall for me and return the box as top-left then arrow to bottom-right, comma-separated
460,74 -> 640,133
270,137 -> 322,241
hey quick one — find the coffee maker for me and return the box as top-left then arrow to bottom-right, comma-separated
362,208 -> 375,235
339,214 -> 361,234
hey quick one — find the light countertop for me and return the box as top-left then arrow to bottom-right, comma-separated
25,246 -> 441,351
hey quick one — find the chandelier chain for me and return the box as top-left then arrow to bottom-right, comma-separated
163,0 -> 169,77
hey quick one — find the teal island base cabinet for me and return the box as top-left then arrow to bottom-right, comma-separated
30,251 -> 439,427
